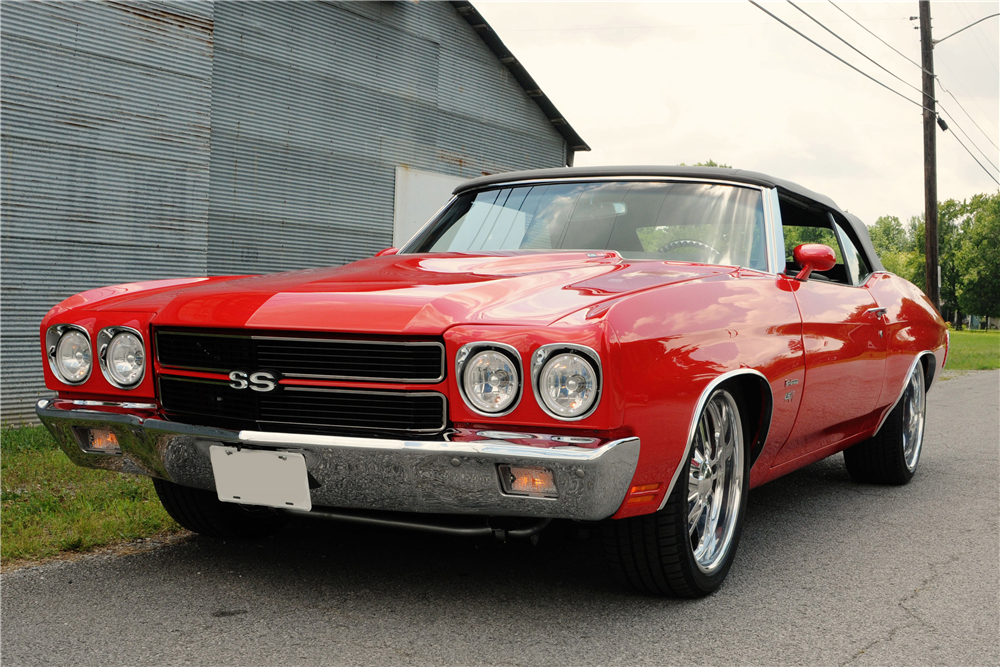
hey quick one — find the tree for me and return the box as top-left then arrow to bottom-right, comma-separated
936,199 -> 968,319
869,215 -> 907,254
679,159 -> 733,168
955,193 -> 1000,319
869,215 -> 920,282
868,203 -> 967,323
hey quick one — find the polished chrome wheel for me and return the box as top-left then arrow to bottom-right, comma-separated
601,383 -> 749,597
844,358 -> 929,485
901,365 -> 926,472
687,389 -> 744,574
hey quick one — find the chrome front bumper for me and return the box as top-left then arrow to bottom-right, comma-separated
36,400 -> 640,522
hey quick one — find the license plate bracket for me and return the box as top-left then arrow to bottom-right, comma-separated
210,445 -> 312,511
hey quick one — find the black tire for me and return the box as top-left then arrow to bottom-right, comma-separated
601,385 -> 750,597
844,362 -> 927,485
152,478 -> 288,539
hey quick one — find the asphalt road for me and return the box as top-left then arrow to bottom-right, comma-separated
2,371 -> 998,667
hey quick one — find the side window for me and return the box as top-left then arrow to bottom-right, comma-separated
783,225 -> 842,265
833,218 -> 871,286
778,196 -> 851,285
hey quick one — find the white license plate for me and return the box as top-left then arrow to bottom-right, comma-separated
210,445 -> 312,511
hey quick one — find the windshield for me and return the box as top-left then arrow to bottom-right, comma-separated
407,181 -> 768,270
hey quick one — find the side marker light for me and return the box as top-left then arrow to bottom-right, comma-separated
627,482 -> 661,505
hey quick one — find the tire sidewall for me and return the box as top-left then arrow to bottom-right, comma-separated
670,385 -> 751,594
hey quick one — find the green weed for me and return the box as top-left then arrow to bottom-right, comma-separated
1,425 -> 179,566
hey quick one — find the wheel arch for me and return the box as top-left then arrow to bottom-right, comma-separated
873,350 -> 936,438
656,369 -> 773,511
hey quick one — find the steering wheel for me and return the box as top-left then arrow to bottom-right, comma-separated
657,238 -> 721,258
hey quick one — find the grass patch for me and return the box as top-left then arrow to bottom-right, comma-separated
947,330 -> 1000,370
1,425 -> 179,566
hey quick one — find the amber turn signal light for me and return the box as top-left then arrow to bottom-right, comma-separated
498,464 -> 558,498
626,482 -> 661,505
76,428 -> 121,455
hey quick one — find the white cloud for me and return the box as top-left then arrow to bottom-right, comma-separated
476,1 -> 1000,223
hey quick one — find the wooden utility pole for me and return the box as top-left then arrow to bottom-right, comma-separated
919,1 -> 940,312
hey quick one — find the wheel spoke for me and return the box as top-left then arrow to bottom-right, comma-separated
691,447 -> 706,472
688,500 -> 705,532
714,404 -> 725,459
699,525 -> 718,562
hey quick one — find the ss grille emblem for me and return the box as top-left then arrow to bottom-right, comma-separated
229,370 -> 278,392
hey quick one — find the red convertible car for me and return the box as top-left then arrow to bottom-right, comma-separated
37,166 -> 947,597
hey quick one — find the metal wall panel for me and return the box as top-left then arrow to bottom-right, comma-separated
1,1 -> 214,422
207,1 -> 566,275
2,0 -> 569,421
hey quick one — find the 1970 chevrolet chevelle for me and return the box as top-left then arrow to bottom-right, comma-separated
37,166 -> 947,597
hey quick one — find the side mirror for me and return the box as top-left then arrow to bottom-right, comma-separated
375,247 -> 399,257
793,244 -> 836,281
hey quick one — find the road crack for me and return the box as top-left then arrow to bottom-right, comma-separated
840,555 -> 958,667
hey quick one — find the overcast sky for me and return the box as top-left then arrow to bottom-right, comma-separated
476,1 -> 1000,225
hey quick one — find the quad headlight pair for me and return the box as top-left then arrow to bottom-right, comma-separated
456,342 -> 601,420
46,325 -> 146,388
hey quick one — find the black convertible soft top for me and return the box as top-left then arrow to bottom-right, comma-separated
453,166 -> 884,272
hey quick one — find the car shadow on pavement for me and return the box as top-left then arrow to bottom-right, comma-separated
156,452 -> 869,607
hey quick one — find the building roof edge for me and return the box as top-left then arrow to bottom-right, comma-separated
451,1 -> 591,154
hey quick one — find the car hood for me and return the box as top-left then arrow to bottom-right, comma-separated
86,252 -> 732,334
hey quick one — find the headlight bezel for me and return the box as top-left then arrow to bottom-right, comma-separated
46,324 -> 94,386
97,326 -> 147,389
531,343 -> 603,421
455,342 -> 523,417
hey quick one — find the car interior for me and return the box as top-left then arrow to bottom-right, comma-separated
778,193 -> 871,286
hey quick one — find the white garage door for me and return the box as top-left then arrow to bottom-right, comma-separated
393,166 -> 469,248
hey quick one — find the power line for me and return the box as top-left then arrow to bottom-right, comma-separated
940,86 -> 999,152
955,3 -> 999,75
938,58 -> 999,137
830,2 -> 999,152
945,125 -> 1000,187
828,1 -> 929,75
787,1 -> 925,97
938,105 -> 1000,172
750,1 -> 999,187
747,1 -> 935,114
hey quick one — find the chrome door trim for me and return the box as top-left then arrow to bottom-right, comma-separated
765,187 -> 785,275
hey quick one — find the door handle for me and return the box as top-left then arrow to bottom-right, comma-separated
866,307 -> 888,319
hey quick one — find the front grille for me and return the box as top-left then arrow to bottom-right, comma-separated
158,377 -> 447,434
156,330 -> 445,383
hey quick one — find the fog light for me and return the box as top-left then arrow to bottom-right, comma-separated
498,464 -> 558,498
78,428 -> 121,454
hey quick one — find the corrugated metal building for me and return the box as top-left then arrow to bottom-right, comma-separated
0,0 -> 588,422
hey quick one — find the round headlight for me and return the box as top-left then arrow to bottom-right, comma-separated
55,330 -> 92,384
539,353 -> 598,418
461,350 -> 519,414
105,332 -> 145,387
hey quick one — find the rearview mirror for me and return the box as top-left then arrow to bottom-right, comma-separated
792,244 -> 836,281
375,247 -> 399,257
